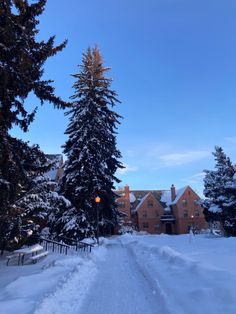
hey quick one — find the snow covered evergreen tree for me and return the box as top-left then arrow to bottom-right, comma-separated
0,0 -> 67,134
201,146 -> 236,236
0,0 -> 68,249
59,47 -> 123,240
0,137 -> 51,252
223,174 -> 236,235
13,176 -> 72,240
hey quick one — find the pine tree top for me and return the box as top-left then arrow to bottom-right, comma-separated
0,0 -> 68,133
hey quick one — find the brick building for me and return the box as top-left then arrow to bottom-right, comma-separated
116,184 -> 207,234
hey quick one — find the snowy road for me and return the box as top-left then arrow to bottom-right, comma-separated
79,240 -> 168,314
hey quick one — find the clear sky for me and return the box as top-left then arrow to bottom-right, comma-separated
11,0 -> 236,195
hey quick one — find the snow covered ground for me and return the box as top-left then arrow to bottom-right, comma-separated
0,234 -> 236,314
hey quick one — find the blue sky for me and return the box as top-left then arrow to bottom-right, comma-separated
12,0 -> 236,195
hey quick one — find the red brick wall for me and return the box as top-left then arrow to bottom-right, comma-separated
137,193 -> 165,234
173,186 -> 207,234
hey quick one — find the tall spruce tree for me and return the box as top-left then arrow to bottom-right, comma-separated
0,0 -> 67,206
59,47 -> 123,240
0,0 -> 67,250
201,146 -> 236,235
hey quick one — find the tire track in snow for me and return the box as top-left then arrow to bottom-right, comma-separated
123,240 -> 173,314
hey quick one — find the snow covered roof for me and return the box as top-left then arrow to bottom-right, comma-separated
115,191 -> 136,203
169,186 -> 188,205
116,185 -> 197,214
130,190 -> 166,212
135,193 -> 150,212
129,186 -> 191,213
160,190 -> 171,205
160,190 -> 172,211
129,193 -> 136,203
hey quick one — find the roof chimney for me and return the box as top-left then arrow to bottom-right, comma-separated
171,184 -> 176,202
124,185 -> 130,199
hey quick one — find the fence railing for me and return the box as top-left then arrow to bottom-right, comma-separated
39,237 -> 70,255
56,235 -> 94,253
28,235 -> 94,255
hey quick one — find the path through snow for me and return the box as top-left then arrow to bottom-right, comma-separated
35,238 -> 168,314
79,240 -> 168,314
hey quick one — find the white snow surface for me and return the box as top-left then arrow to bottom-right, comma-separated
129,192 -> 136,203
169,186 -> 188,205
135,193 -> 150,212
0,234 -> 236,314
208,203 -> 222,213
160,190 -> 172,211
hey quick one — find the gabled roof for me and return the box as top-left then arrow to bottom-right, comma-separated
131,190 -> 165,212
130,186 -> 191,212
135,193 -> 150,212
116,185 -> 197,214
169,186 -> 188,205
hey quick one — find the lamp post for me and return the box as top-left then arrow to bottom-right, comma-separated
191,214 -> 195,234
95,196 -> 101,245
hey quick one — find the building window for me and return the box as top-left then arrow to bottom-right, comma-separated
155,224 -> 160,230
143,210 -> 147,218
183,210 -> 188,218
195,210 -> 200,217
148,200 -> 154,208
143,222 -> 149,229
182,199 -> 187,206
188,190 -> 191,196
155,210 -> 159,217
194,200 -> 199,207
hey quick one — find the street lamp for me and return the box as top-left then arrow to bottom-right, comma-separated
95,196 -> 101,245
191,215 -> 195,234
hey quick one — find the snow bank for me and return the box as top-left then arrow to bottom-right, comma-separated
121,234 -> 236,314
34,260 -> 97,314
0,244 -> 108,314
